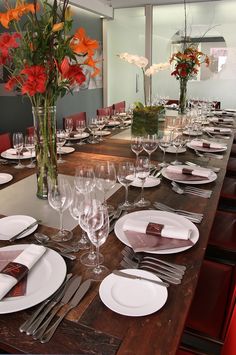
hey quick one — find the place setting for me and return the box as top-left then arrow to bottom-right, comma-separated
0,173 -> 13,185
186,139 -> 227,153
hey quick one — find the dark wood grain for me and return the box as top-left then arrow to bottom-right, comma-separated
0,128 -> 234,355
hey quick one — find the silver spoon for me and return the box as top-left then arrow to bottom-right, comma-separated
34,233 -> 76,260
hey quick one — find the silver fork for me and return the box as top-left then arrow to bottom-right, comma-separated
185,161 -> 220,173
153,202 -> 203,219
194,150 -> 223,160
172,181 -> 212,197
171,182 -> 212,199
153,203 -> 203,223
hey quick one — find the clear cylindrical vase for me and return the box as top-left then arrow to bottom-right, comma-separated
32,105 -> 58,199
179,78 -> 188,115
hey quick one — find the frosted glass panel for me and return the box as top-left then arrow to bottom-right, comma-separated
106,8 -> 145,108
152,1 -> 236,108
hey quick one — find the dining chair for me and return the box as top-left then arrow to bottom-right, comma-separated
0,132 -> 11,153
26,126 -> 35,136
166,99 -> 179,106
226,157 -> 236,177
112,101 -> 126,113
218,176 -> 236,212
181,259 -> 236,354
63,112 -> 87,131
205,210 -> 236,262
96,106 -> 113,117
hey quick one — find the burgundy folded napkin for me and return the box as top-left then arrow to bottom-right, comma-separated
166,165 -> 211,181
0,245 -> 46,300
190,140 -> 225,149
123,219 -> 193,252
6,148 -> 31,157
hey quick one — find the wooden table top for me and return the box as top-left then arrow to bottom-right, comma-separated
0,129 -> 233,355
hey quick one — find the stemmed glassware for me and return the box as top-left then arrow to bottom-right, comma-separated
135,156 -> 150,207
25,134 -> 35,168
12,132 -> 24,169
131,136 -> 143,162
96,116 -> 106,141
159,132 -> 171,167
171,135 -> 183,166
142,134 -> 158,164
56,129 -> 66,163
117,161 -> 135,210
88,118 -> 98,144
76,120 -> 86,145
95,161 -> 117,213
64,118 -> 73,137
48,176 -> 73,242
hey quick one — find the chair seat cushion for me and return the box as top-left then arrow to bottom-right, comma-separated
186,260 -> 233,339
227,157 -> 236,176
208,211 -> 236,251
220,177 -> 236,200
230,144 -> 236,157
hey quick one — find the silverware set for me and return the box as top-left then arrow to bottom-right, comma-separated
120,246 -> 186,285
171,181 -> 212,199
19,274 -> 91,343
194,149 -> 223,160
153,202 -> 203,223
185,161 -> 220,173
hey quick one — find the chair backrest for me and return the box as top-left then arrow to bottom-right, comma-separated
26,126 -> 35,136
63,112 -> 87,130
96,106 -> 113,117
0,133 -> 11,153
113,101 -> 126,113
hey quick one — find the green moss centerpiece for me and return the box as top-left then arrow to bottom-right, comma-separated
131,103 -> 164,137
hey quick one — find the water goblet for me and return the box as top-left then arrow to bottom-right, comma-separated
131,136 -> 143,162
159,132 -> 171,167
135,156 -> 150,207
56,129 -> 66,163
142,134 -> 158,165
171,135 -> 183,165
76,120 -> 86,145
117,161 -> 135,210
13,132 -> 24,169
88,118 -> 98,144
48,176 -> 73,242
25,134 -> 35,168
96,116 -> 106,141
74,165 -> 96,194
95,161 -> 117,213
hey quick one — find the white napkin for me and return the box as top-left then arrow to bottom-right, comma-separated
123,218 -> 191,240
190,140 -> 226,149
166,165 -> 212,179
6,148 -> 31,157
211,117 -> 234,123
207,127 -> 231,133
0,244 -> 46,300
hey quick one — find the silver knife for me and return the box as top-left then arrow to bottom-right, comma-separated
28,275 -> 82,337
9,220 -> 41,242
40,279 -> 92,343
113,270 -> 169,288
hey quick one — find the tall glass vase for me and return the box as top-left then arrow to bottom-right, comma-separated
179,78 -> 188,115
32,105 -> 58,199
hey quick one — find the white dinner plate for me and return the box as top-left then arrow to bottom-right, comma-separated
57,146 -> 75,154
0,244 -> 66,313
208,117 -> 234,123
183,130 -> 202,136
99,268 -> 168,316
114,210 -> 199,254
0,173 -> 13,185
162,165 -> 217,185
94,130 -> 111,136
187,141 -> 227,153
204,127 -> 232,135
160,146 -> 186,154
106,121 -> 120,127
1,150 -> 35,160
131,176 -> 161,188
0,215 -> 38,241
66,132 -> 89,140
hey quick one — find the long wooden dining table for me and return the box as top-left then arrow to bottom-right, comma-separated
0,127 -> 234,355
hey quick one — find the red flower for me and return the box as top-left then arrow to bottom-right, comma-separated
0,32 -> 21,63
5,76 -> 22,91
60,58 -> 86,85
20,65 -> 47,96
21,79 -> 46,96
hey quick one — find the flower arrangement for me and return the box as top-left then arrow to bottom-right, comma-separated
0,0 -> 100,107
118,52 -> 170,106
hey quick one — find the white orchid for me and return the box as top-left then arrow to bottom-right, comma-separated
145,62 -> 170,76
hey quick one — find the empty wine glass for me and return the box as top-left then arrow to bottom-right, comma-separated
131,136 -> 143,162
13,132 -> 24,169
171,135 -> 182,166
88,118 -> 98,144
56,129 -> 66,163
48,176 -> 73,242
96,116 -> 106,141
64,118 -> 73,136
85,205 -> 110,281
142,134 -> 158,164
159,132 -> 171,167
76,120 -> 86,145
117,161 -> 135,210
25,134 -> 35,168
69,188 -> 90,250
74,165 -> 96,194
135,156 -> 150,207
95,161 -> 117,213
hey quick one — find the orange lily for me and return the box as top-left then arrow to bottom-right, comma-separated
0,2 -> 39,28
70,28 -> 99,57
85,56 -> 100,77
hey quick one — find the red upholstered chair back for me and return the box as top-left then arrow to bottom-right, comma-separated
221,301 -> 236,355
26,126 -> 35,136
96,106 -> 113,117
166,99 -> 179,105
63,112 -> 87,130
0,133 -> 11,153
113,101 -> 126,113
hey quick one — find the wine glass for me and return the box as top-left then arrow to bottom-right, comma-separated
96,116 -> 106,141
159,132 -> 171,167
131,136 -> 143,162
56,129 -> 66,163
117,161 -> 135,210
95,161 -> 117,213
25,134 -> 35,168
142,134 -> 158,165
64,118 -> 73,136
74,165 -> 96,194
135,156 -> 150,207
88,118 -> 98,144
171,135 -> 183,166
85,205 -> 110,281
69,188 -> 90,250
48,176 -> 73,242
76,120 -> 86,145
12,132 -> 24,169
